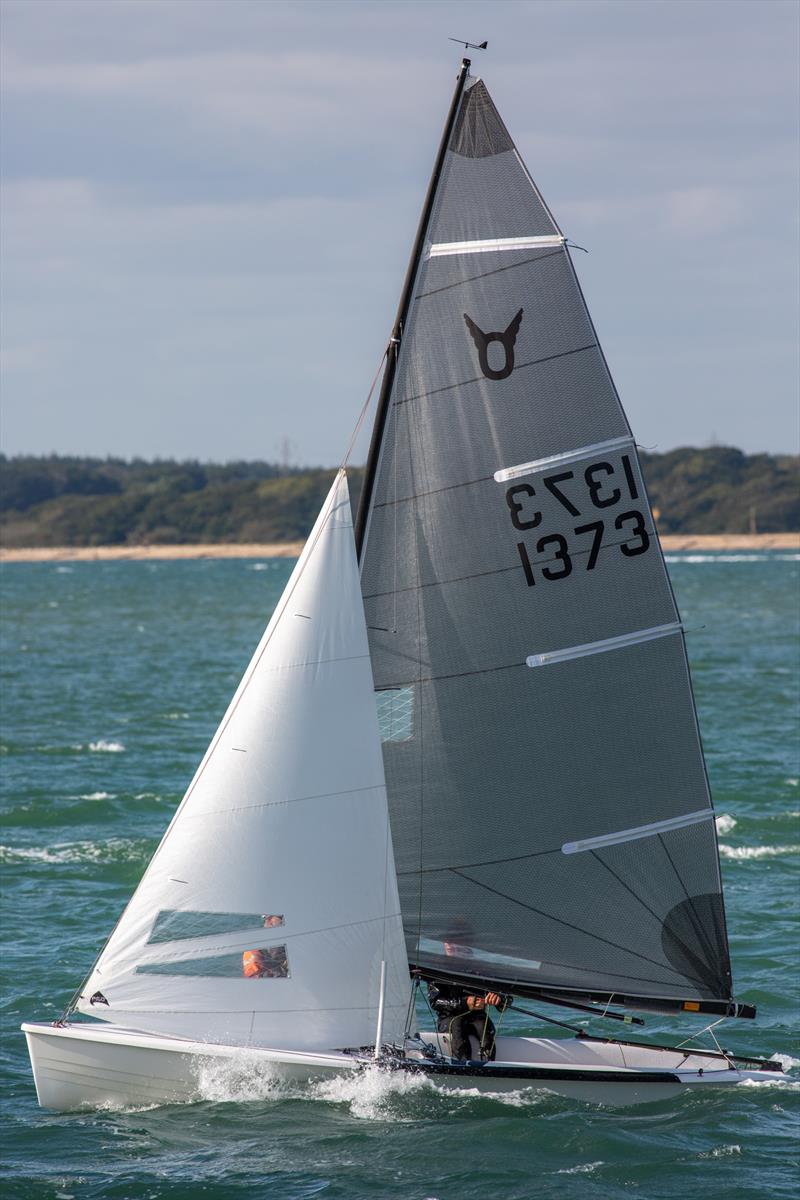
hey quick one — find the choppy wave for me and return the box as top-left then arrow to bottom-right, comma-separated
88,739 -> 125,753
310,1063 -> 433,1120
715,813 -> 737,834
663,554 -> 800,564
195,1051 -> 292,1104
718,844 -> 800,860
699,1145 -> 741,1159
556,1161 -> 605,1175
0,838 -> 151,865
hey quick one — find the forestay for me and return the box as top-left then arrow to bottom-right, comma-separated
358,75 -> 735,1012
77,472 -> 411,1049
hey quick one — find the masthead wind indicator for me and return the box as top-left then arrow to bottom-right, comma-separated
448,37 -> 488,51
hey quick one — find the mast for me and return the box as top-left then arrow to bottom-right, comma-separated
354,58 -> 471,558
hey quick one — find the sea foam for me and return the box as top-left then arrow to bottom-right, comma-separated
718,844 -> 800,860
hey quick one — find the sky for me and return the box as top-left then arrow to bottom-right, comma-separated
1,0 -> 798,466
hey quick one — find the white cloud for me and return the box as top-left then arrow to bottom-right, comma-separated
1,0 -> 797,459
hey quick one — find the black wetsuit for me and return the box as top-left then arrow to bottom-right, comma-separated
427,981 -> 511,1061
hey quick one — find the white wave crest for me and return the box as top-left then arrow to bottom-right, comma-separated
739,1076 -> 800,1091
556,1161 -> 604,1175
664,554 -> 800,564
195,1050 -> 290,1103
78,791 -> 114,801
311,1062 -> 430,1120
774,1053 -> 800,1071
699,1144 -> 741,1159
88,739 -> 125,753
786,779 -> 799,788
715,813 -> 737,834
0,838 -> 148,865
719,844 -> 800,860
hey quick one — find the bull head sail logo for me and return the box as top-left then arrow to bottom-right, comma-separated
464,308 -> 524,380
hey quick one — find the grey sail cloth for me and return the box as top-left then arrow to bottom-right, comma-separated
359,78 -> 733,1006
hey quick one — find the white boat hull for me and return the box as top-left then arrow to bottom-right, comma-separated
23,1022 -> 784,1111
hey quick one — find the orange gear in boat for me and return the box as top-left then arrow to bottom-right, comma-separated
242,949 -> 266,978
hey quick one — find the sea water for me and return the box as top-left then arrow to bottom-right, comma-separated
1,554 -> 797,1199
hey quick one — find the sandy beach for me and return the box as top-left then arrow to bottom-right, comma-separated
1,533 -> 798,563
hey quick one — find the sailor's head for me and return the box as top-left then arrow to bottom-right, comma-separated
262,914 -> 283,928
443,918 -> 474,958
242,949 -> 267,978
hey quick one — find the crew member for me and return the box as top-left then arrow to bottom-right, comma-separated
428,980 -> 511,1061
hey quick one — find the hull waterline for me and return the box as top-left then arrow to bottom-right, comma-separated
22,1022 -> 784,1112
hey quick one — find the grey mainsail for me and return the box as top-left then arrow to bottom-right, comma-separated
358,71 -> 743,1017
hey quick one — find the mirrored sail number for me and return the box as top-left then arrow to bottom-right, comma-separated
505,454 -> 651,586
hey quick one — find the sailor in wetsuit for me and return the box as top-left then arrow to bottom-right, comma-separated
428,981 -> 511,1061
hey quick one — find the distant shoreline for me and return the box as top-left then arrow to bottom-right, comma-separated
1,533 -> 798,563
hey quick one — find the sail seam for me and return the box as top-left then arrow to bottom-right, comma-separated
589,849 -> 673,932
415,248 -> 564,299
363,531 -> 658,603
178,782 -> 388,819
372,474 -> 493,511
135,912 -> 404,957
379,660 -> 523,690
399,846 -> 557,875
216,651 -> 372,676
394,343 -> 598,407
450,870 -> 710,989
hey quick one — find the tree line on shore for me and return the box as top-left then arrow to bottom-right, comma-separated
0,447 -> 797,548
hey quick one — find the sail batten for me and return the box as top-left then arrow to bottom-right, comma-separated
526,622 -> 683,668
429,235 -> 566,257
495,435 -> 636,480
358,73 -> 736,1012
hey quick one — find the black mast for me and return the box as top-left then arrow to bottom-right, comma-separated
354,58 -> 471,559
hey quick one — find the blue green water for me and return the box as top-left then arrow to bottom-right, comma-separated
1,554 -> 798,1199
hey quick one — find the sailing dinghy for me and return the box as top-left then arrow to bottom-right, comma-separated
24,59 -> 784,1110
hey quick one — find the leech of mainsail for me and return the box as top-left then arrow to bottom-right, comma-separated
357,70 -> 739,1015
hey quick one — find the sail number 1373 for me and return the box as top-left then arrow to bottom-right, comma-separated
505,455 -> 651,586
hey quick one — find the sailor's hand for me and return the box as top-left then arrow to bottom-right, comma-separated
466,995 -> 485,1010
485,992 -> 502,1007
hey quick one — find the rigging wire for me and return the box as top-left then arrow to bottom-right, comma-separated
675,1017 -> 735,1067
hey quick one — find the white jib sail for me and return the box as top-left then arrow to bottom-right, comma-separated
76,471 -> 411,1050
